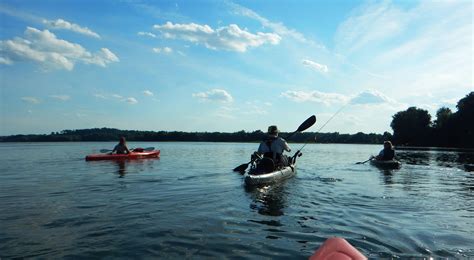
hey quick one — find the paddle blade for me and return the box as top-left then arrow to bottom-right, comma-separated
297,115 -> 317,132
233,163 -> 249,172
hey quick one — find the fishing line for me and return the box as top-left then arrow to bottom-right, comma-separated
296,103 -> 349,152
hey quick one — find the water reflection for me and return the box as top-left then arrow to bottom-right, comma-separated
397,151 -> 430,165
245,184 -> 287,217
115,160 -> 127,177
378,169 -> 395,185
397,148 -> 474,172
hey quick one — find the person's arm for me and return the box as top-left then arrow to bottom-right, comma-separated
125,146 -> 131,154
110,145 -> 117,155
375,150 -> 383,160
257,142 -> 266,154
282,139 -> 291,152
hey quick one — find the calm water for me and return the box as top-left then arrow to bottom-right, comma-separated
0,142 -> 473,259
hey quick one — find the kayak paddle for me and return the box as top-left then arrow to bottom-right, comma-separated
284,115 -> 317,140
356,156 -> 374,164
233,115 -> 317,173
99,147 -> 155,153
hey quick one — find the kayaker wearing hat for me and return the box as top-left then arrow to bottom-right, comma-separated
375,141 -> 395,161
257,125 -> 291,166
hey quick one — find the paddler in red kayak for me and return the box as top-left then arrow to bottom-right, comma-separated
110,137 -> 131,154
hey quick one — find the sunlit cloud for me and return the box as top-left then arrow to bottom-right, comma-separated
0,57 -> 13,64
152,47 -> 173,54
334,1 -> 472,98
243,101 -> 268,115
153,22 -> 281,52
138,31 -> 157,38
143,90 -> 154,96
302,59 -> 328,74
125,97 -> 138,104
93,93 -> 107,99
0,27 -> 119,71
281,90 -> 349,105
42,18 -> 100,38
192,89 -> 233,103
21,96 -> 40,104
227,1 -> 311,44
50,95 -> 70,101
350,90 -> 396,105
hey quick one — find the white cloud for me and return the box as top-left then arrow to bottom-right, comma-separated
138,31 -> 157,38
302,59 -> 328,74
43,18 -> 100,38
244,101 -> 268,115
0,27 -> 119,71
192,89 -> 233,103
334,1 -> 472,99
349,90 -> 396,105
50,95 -> 70,101
143,90 -> 154,96
152,47 -> 173,54
281,90 -> 349,105
126,97 -> 138,104
93,93 -> 107,99
227,2 -> 310,44
153,22 -> 281,52
21,96 -> 40,104
335,1 -> 408,55
94,93 -> 138,104
0,57 -> 12,64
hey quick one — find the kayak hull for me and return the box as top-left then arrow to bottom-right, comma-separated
244,164 -> 296,186
370,159 -> 401,169
310,237 -> 366,260
85,150 -> 160,161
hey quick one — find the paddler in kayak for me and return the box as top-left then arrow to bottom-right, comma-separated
110,137 -> 131,154
256,125 -> 292,167
375,141 -> 395,160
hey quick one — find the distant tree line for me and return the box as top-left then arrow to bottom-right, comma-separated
0,127 -> 390,144
390,92 -> 473,148
2,91 -> 471,148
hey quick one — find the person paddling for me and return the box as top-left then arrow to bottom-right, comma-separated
256,125 -> 291,167
375,141 -> 395,161
111,137 -> 131,154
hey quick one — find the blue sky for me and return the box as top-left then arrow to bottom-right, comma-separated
0,0 -> 472,135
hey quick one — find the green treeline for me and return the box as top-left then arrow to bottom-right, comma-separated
1,91 -> 472,148
391,92 -> 473,148
0,128 -> 390,144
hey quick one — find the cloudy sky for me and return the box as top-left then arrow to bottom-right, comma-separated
0,0 -> 472,135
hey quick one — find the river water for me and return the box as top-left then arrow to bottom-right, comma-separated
0,142 -> 473,258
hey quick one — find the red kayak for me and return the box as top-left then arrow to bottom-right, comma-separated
310,237 -> 366,260
85,150 -> 160,161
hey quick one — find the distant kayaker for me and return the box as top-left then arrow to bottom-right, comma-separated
257,125 -> 291,166
375,141 -> 395,161
111,137 -> 131,154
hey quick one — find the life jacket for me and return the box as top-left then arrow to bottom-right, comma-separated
382,149 -> 395,160
263,137 -> 286,166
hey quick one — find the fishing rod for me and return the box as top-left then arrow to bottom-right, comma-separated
294,104 -> 348,154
